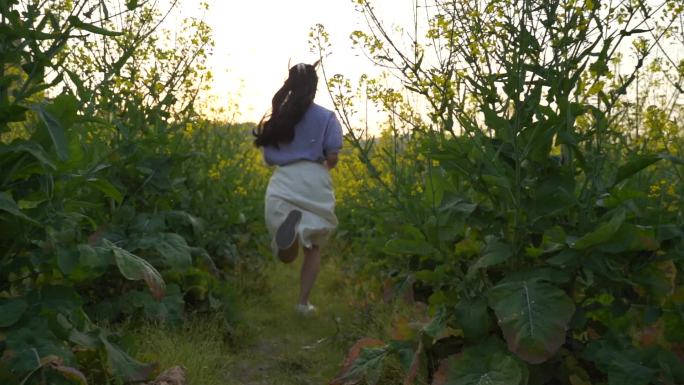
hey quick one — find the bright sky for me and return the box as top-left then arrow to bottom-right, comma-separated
168,0 -> 682,125
193,0 -> 413,123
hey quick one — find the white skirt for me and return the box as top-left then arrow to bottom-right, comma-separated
265,161 -> 338,254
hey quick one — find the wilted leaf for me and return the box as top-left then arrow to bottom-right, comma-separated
488,274 -> 575,364
151,366 -> 186,385
106,240 -> 166,300
330,338 -> 385,385
49,364 -> 88,385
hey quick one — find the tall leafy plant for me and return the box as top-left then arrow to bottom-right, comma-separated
317,0 -> 684,383
0,1 -> 240,383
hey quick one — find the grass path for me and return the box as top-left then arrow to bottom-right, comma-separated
133,253 -> 396,385
223,256 -> 358,385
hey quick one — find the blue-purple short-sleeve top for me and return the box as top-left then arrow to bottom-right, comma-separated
263,103 -> 343,166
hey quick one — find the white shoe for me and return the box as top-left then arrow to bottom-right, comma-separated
295,303 -> 317,315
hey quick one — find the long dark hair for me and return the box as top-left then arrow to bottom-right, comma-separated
253,61 -> 319,148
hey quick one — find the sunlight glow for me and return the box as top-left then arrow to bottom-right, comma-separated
196,0 -> 413,123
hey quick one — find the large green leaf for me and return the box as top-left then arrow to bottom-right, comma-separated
57,247 -> 79,276
612,153 -> 684,187
166,210 -> 204,235
87,178 -> 123,204
572,209 -> 625,250
482,106 -> 512,143
488,273 -> 575,364
154,233 -> 192,268
598,224 -> 659,253
5,318 -> 75,374
0,298 -> 27,327
35,104 -> 69,161
136,232 -> 192,268
613,154 -> 661,185
0,191 -> 39,225
45,94 -> 78,129
438,198 -> 477,217
454,297 -> 491,341
106,240 -> 166,299
481,174 -> 511,190
0,141 -> 55,169
467,237 -> 513,277
78,244 -> 110,271
584,339 -> 655,385
529,169 -> 576,220
131,213 -> 166,233
432,339 -> 523,385
424,170 -> 447,206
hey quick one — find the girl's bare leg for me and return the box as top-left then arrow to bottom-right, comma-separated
298,245 -> 321,305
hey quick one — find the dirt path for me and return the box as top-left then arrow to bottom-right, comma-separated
133,253 -> 396,385
222,256 -> 363,385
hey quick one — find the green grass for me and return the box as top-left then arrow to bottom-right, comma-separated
130,316 -> 230,385
130,250 -> 410,385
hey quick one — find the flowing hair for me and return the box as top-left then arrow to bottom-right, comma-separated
253,61 -> 320,148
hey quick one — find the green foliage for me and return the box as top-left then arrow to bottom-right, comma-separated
315,0 -> 684,383
488,271 -> 575,364
435,339 -> 525,385
0,1 -> 269,383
